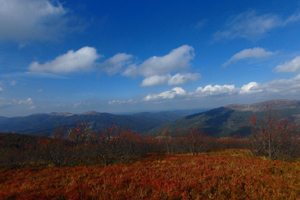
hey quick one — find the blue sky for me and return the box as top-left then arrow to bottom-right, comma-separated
1,0 -> 300,117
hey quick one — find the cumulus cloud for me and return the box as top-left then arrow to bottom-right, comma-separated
215,10 -> 300,41
123,45 -> 200,86
100,53 -> 133,75
240,82 -> 261,94
0,0 -> 69,41
196,84 -> 236,95
223,47 -> 274,67
137,45 -> 194,77
143,87 -> 186,101
275,56 -> 300,72
29,47 -> 100,73
142,84 -> 237,102
238,76 -> 300,97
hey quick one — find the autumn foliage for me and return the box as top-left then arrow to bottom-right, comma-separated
1,152 -> 300,199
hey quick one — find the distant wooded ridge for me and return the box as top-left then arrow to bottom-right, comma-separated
1,99 -> 300,137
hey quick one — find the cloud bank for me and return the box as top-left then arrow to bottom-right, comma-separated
140,74 -> 300,102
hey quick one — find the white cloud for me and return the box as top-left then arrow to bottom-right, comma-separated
196,84 -> 236,95
29,47 -> 100,73
142,84 -> 237,102
140,73 -> 200,87
275,56 -> 300,72
138,45 -> 194,77
168,73 -> 201,85
141,74 -> 171,87
141,74 -> 300,103
123,45 -> 199,86
0,97 -> 37,116
0,0 -> 68,41
100,53 -> 133,75
123,64 -> 138,77
75,73 -> 300,112
215,10 -> 300,41
223,47 -> 274,67
143,87 -> 186,101
0,87 -> 3,92
240,82 -> 261,94
259,74 -> 300,95
17,98 -> 34,105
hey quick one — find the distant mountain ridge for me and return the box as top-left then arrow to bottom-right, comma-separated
1,99 -> 300,137
0,110 -> 200,136
147,99 -> 300,137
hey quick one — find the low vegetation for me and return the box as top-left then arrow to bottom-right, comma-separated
1,152 -> 300,199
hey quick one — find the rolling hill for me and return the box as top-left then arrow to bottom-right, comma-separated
148,99 -> 300,137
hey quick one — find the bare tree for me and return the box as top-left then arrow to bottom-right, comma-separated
183,128 -> 212,155
248,108 -> 300,160
38,126 -> 70,166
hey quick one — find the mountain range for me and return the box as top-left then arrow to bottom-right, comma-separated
1,99 -> 300,137
0,109 -> 206,136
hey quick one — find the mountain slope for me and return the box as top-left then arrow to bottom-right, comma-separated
148,99 -> 300,137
